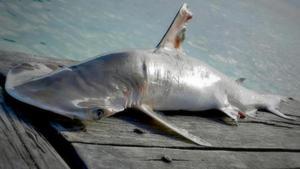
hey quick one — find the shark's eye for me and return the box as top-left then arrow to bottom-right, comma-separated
91,108 -> 104,119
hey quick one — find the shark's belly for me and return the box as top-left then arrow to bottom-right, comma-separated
142,61 -> 224,111
148,85 -> 221,111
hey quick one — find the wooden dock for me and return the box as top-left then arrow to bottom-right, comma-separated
0,50 -> 299,169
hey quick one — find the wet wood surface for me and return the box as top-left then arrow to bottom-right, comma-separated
0,89 -> 69,168
1,50 -> 300,169
0,51 -> 73,169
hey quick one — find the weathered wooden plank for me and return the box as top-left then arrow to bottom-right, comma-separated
53,101 -> 300,149
72,143 -> 300,169
0,87 -> 70,169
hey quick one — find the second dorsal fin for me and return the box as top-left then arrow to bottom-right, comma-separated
236,78 -> 246,84
156,3 -> 192,51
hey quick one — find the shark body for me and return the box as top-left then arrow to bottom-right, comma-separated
5,4 -> 294,146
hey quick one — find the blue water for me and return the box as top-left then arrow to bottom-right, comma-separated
0,0 -> 300,99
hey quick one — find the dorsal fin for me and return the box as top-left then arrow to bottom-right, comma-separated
236,78 -> 246,84
156,3 -> 192,51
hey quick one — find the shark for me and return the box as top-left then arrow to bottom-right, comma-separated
5,4 -> 295,146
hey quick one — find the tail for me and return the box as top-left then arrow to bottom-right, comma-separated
262,95 -> 296,120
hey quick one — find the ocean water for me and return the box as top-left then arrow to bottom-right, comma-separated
0,0 -> 299,99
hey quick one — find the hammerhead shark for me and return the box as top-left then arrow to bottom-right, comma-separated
5,4 -> 295,146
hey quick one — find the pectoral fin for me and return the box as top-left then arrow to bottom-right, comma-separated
220,105 -> 240,125
245,109 -> 258,118
138,104 -> 211,146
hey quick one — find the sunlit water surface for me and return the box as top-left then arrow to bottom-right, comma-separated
0,0 -> 299,99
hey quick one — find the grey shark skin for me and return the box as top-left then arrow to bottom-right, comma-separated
5,4 -> 295,146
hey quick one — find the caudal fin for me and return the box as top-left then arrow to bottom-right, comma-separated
266,96 -> 297,120
267,107 -> 297,120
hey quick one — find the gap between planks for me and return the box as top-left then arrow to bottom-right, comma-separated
69,141 -> 300,152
